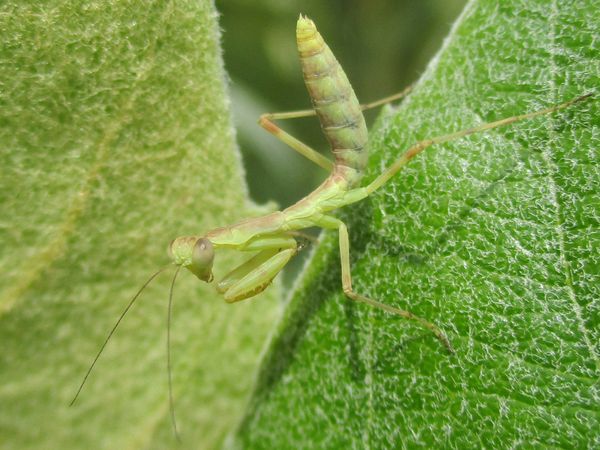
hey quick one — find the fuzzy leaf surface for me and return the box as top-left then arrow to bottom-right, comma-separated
0,2 -> 279,449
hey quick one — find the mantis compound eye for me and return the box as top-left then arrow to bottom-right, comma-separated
191,238 -> 214,282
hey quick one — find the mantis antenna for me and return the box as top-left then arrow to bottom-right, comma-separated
70,265 -> 171,406
167,265 -> 182,441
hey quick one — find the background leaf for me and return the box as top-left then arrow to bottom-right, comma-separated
0,1 -> 280,449
233,0 -> 599,448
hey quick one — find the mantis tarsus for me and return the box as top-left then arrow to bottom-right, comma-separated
71,14 -> 593,438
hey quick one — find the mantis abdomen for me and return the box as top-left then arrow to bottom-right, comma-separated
297,16 -> 368,185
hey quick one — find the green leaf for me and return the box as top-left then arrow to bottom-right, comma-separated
0,2 -> 279,449
233,0 -> 599,448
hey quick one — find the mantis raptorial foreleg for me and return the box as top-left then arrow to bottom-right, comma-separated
218,235 -> 298,302
239,235 -> 298,251
258,85 -> 413,171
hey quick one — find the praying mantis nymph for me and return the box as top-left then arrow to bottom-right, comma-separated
72,14 -> 592,437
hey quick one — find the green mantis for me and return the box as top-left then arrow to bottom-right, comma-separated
72,14 -> 592,437
169,15 -> 590,349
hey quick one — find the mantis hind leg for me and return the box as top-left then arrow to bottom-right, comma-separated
258,85 -> 413,172
318,215 -> 454,353
365,93 -> 593,195
218,246 -> 297,303
258,114 -> 334,171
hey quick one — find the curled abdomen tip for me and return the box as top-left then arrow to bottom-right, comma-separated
297,15 -> 316,39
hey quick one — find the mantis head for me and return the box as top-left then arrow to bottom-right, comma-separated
168,236 -> 214,282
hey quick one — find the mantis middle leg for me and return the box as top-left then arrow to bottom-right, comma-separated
316,215 -> 454,352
